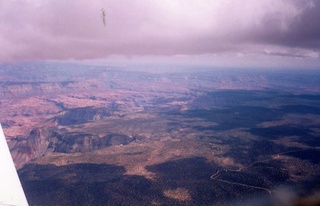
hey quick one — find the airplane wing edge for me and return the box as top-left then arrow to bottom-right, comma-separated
0,124 -> 29,206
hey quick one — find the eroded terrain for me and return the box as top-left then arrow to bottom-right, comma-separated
1,62 -> 320,205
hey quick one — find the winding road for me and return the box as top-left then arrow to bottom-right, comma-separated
210,148 -> 315,195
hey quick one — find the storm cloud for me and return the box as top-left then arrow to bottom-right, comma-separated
0,0 -> 319,67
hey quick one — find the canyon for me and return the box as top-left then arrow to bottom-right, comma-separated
1,62 -> 320,205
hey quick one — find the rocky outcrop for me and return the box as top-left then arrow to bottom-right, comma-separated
57,107 -> 111,126
49,132 -> 136,153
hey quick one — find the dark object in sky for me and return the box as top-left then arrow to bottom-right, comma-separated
101,8 -> 106,27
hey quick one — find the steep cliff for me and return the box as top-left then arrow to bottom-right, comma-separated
0,81 -> 100,98
8,128 -> 51,169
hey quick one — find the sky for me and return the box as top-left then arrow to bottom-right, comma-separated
1,0 -> 320,68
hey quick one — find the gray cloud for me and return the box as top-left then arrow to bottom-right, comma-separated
0,0 -> 319,67
249,0 -> 320,49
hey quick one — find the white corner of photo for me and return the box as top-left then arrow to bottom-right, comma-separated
0,124 -> 29,206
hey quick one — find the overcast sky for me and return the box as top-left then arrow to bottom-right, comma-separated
1,0 -> 320,68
